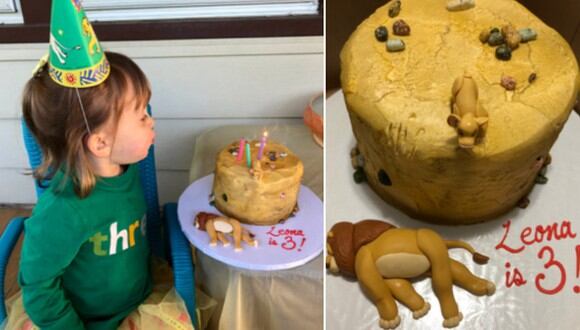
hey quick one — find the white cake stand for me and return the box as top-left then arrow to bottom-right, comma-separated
178,174 -> 323,271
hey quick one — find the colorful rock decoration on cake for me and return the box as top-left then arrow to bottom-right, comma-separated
479,24 -> 538,61
194,212 -> 258,251
326,220 -> 495,329
212,136 -> 304,225
341,0 -> 580,224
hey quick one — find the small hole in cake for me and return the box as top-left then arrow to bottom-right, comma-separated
268,151 -> 277,161
353,167 -> 366,183
222,193 -> 228,202
378,169 -> 392,186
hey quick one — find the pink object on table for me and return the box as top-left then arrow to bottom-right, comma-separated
304,93 -> 323,147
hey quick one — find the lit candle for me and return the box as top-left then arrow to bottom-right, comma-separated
257,130 -> 268,160
236,138 -> 245,162
245,142 -> 251,168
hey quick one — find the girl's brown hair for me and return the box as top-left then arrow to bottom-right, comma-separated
22,51 -> 151,198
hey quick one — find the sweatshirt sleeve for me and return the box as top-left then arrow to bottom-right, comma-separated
18,199 -> 87,330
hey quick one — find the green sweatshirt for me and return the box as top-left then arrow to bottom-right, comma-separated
19,164 -> 152,330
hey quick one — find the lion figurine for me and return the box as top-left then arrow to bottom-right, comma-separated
194,212 -> 258,251
82,17 -> 100,55
447,72 -> 489,149
326,220 -> 495,329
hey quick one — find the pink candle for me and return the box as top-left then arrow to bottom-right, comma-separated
236,138 -> 245,162
257,131 -> 268,160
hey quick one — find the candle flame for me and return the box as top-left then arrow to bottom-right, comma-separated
263,131 -> 269,137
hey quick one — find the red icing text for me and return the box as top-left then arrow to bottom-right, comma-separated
266,227 -> 305,237
495,219 -> 576,254
495,219 -> 578,296
535,246 -> 566,295
505,262 -> 527,288
266,226 -> 307,252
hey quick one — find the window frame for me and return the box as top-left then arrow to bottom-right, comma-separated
0,0 -> 23,24
0,0 -> 322,43
81,0 -> 319,21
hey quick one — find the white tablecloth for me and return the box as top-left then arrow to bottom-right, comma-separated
189,124 -> 323,330
326,91 -> 580,330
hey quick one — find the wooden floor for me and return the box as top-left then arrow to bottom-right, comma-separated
0,207 -> 31,299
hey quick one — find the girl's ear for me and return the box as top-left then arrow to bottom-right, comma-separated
85,132 -> 113,158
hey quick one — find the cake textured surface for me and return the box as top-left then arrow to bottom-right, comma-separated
213,140 -> 304,225
341,0 -> 580,224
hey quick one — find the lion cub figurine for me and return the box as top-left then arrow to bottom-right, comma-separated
326,220 -> 495,329
447,72 -> 489,149
194,212 -> 258,252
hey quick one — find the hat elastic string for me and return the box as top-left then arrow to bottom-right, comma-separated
75,87 -> 92,135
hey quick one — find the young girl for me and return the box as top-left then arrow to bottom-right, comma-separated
5,52 -> 193,330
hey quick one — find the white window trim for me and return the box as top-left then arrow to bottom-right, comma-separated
0,0 -> 23,24
82,0 -> 319,22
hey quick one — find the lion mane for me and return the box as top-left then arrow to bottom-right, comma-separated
327,220 -> 396,278
194,211 -> 219,231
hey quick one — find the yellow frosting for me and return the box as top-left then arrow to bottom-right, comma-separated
341,0 -> 580,224
212,141 -> 304,225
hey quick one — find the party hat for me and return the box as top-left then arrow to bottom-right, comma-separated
48,0 -> 109,88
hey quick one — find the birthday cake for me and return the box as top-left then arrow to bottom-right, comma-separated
341,0 -> 580,225
212,140 -> 304,225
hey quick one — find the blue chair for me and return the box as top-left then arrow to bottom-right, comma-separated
0,106 -> 199,328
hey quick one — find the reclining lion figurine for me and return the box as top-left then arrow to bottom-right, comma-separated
194,212 -> 258,251
326,220 -> 495,329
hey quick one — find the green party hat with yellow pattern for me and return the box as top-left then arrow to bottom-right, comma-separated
48,0 -> 109,88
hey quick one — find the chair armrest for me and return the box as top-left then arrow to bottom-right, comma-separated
163,203 -> 199,329
0,217 -> 25,323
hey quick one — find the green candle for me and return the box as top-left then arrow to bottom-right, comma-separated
245,142 -> 251,168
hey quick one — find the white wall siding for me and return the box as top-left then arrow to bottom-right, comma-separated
0,37 -> 323,205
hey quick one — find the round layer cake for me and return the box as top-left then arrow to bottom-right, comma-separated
341,0 -> 579,224
212,140 -> 304,225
